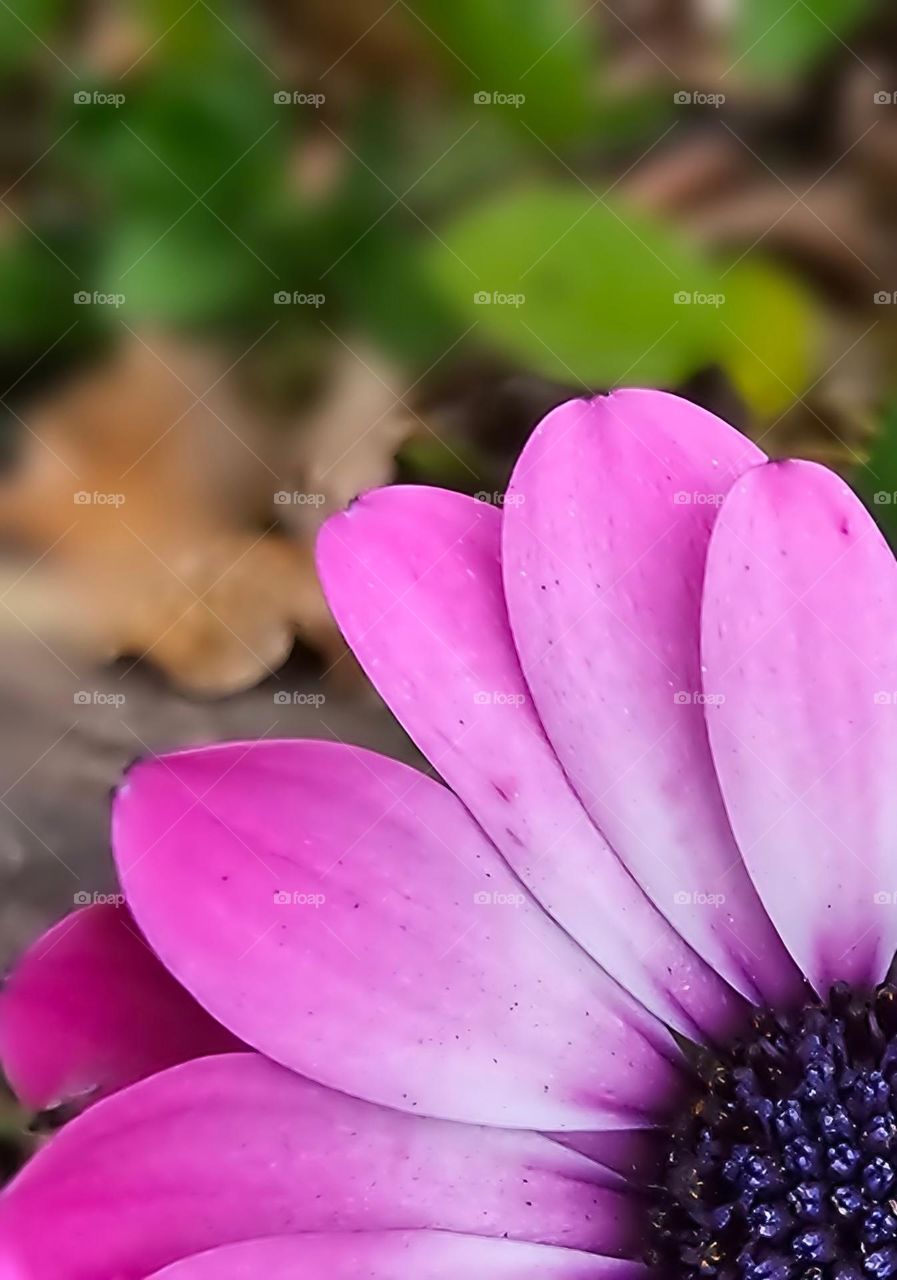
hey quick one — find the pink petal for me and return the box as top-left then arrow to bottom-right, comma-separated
0,1053 -> 645,1278
702,459 -> 897,992
502,390 -> 804,1007
317,484 -> 744,1045
112,741 -> 686,1131
147,1232 -> 646,1280
0,903 -> 240,1114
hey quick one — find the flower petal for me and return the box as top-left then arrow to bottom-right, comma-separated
0,1053 -> 645,1278
317,484 -> 744,1044
701,459 -> 897,992
113,741 -> 686,1131
147,1232 -> 646,1280
502,390 -> 804,1007
0,903 -> 240,1115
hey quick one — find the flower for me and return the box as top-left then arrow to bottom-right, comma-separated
2,388 -> 897,1279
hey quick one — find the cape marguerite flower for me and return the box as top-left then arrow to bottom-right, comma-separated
2,389 -> 897,1280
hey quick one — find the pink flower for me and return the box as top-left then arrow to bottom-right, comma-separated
2,389 -> 897,1279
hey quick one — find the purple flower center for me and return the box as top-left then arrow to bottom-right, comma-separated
650,984 -> 897,1280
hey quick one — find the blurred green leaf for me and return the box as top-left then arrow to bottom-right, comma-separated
732,0 -> 876,79
717,259 -> 816,418
855,399 -> 897,549
0,0 -> 64,71
407,0 -> 596,142
425,185 -> 721,386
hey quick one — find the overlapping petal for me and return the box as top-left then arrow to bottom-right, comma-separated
702,459 -> 897,993
147,1232 -> 646,1280
502,390 -> 804,1008
113,740 -> 686,1130
0,903 -> 240,1114
0,1054 -> 644,1278
317,484 -> 745,1044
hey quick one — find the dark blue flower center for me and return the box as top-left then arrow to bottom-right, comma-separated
650,983 -> 897,1280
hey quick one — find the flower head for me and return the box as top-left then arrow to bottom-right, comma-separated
2,389 -> 896,1279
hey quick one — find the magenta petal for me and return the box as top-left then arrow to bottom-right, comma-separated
702,460 -> 897,992
317,484 -> 745,1044
502,391 -> 804,1007
0,1054 -> 645,1278
0,903 -> 240,1113
112,740 -> 685,1131
146,1232 -> 647,1280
